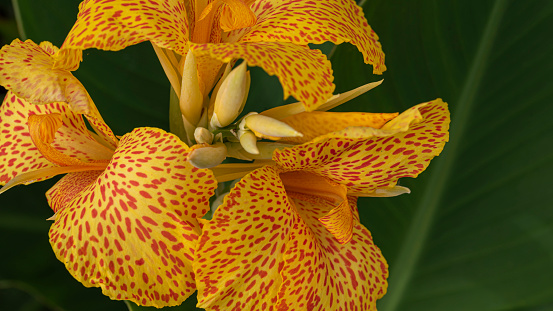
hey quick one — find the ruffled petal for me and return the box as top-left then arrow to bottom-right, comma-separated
0,92 -> 112,185
190,41 -> 334,110
276,111 -> 398,144
274,100 -> 450,193
0,39 -> 92,114
276,196 -> 388,310
195,166 -> 292,311
227,0 -> 385,74
48,127 -> 217,307
56,0 -> 190,70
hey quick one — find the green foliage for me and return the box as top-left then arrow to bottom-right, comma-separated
0,0 -> 551,310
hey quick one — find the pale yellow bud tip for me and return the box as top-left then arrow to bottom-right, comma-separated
188,143 -> 228,169
238,130 -> 259,154
244,114 -> 303,138
180,52 -> 203,126
211,62 -> 249,128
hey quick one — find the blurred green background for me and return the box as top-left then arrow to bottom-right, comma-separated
0,0 -> 552,310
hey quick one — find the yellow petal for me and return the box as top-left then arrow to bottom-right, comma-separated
278,111 -> 398,144
0,93 -> 113,185
49,127 -> 217,307
276,196 -> 388,310
194,166 -> 290,310
280,171 -> 353,244
219,0 -> 257,32
195,166 -> 388,310
56,0 -> 190,70
274,100 -> 450,194
236,0 -> 386,74
190,41 -> 334,110
28,114 -> 110,167
0,39 -> 91,114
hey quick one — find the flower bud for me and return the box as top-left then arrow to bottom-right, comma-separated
188,143 -> 227,169
243,113 -> 303,139
238,130 -> 259,154
210,62 -> 249,128
194,127 -> 214,144
180,52 -> 203,126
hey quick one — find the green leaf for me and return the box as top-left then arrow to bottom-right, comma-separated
331,1 -> 553,310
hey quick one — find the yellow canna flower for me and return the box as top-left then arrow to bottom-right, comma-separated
54,0 -> 385,110
0,91 -> 218,307
194,99 -> 450,310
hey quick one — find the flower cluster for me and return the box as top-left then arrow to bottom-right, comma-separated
0,0 -> 449,310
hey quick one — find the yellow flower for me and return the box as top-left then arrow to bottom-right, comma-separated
0,90 -> 217,307
55,0 -> 385,110
194,98 -> 450,310
0,39 -> 218,307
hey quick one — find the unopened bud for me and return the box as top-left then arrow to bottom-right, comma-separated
210,62 -> 250,128
194,127 -> 214,144
243,113 -> 303,139
238,130 -> 259,154
188,142 -> 227,169
180,52 -> 203,126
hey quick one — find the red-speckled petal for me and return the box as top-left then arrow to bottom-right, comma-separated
0,92 -> 113,185
229,0 -> 385,74
273,100 -> 450,194
280,171 -> 353,244
195,166 -> 292,311
48,127 -> 217,307
47,170 -> 103,214
277,111 -> 399,144
0,39 -> 92,114
190,41 -> 334,110
56,0 -> 189,70
276,195 -> 388,310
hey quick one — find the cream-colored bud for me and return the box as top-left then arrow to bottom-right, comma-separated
194,127 -> 214,144
244,113 -> 303,138
188,142 -> 228,169
238,130 -> 259,154
210,62 -> 250,128
180,52 -> 203,126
